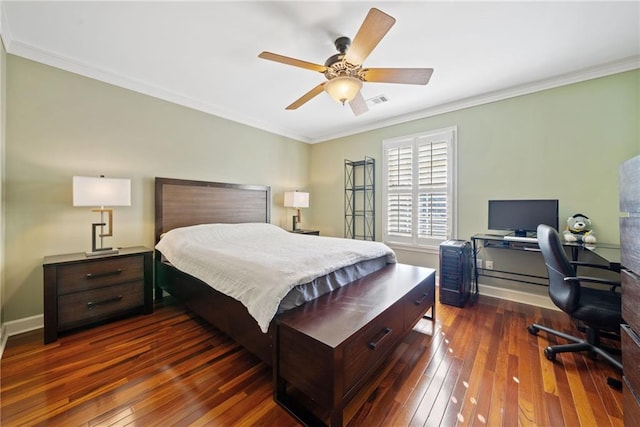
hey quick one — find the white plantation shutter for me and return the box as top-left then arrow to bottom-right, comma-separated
383,127 -> 457,250
386,146 -> 412,237
417,138 -> 448,240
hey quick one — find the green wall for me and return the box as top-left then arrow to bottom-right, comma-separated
2,52 -> 639,323
3,55 -> 310,322
308,70 -> 640,270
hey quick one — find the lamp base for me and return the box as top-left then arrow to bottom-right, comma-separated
85,248 -> 119,257
89,222 -> 118,257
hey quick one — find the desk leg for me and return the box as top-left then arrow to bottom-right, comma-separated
471,239 -> 480,305
571,246 -> 579,262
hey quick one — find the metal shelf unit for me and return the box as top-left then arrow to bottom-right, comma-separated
344,157 -> 375,240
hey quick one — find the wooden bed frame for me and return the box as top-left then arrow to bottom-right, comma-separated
154,177 -> 436,425
154,177 -> 275,363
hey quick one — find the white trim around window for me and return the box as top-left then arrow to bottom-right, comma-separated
382,126 -> 458,252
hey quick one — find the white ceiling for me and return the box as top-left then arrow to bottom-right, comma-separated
1,1 -> 639,143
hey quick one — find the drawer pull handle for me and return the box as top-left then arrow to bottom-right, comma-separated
414,293 -> 429,306
87,295 -> 123,309
86,269 -> 123,279
368,327 -> 392,350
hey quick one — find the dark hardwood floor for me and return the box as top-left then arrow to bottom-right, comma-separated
1,294 -> 623,426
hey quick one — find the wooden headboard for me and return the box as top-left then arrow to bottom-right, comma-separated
155,177 -> 271,243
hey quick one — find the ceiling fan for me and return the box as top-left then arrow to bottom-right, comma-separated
258,8 -> 434,116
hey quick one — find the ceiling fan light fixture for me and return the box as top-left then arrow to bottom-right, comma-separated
324,76 -> 363,105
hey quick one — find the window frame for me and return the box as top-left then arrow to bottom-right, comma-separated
382,126 -> 458,253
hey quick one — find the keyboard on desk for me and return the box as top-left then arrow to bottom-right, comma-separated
503,235 -> 538,243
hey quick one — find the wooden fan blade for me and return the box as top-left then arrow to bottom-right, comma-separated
286,83 -> 326,110
349,91 -> 369,116
363,68 -> 434,85
259,52 -> 327,73
344,8 -> 396,66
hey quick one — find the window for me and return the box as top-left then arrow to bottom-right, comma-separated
382,126 -> 457,251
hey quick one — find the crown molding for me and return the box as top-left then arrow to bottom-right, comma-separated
3,28 -> 638,145
4,37 -> 312,143
309,56 -> 640,143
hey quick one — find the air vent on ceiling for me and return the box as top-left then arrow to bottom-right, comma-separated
366,95 -> 389,107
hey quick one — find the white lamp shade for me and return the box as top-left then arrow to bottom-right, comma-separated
73,176 -> 131,207
284,191 -> 309,208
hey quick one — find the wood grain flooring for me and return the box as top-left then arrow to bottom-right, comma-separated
1,294 -> 623,426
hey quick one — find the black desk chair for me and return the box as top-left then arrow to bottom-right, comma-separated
528,224 -> 622,385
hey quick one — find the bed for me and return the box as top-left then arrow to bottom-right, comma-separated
155,177 -> 394,363
154,177 -> 436,425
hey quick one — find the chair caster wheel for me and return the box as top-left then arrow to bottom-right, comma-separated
544,347 -> 556,361
607,377 -> 622,390
527,325 -> 539,335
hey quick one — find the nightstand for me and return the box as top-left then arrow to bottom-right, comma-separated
290,229 -> 320,236
43,246 -> 153,343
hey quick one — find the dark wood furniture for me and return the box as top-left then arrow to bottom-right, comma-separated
290,229 -> 320,235
275,263 -> 435,426
619,155 -> 640,423
43,246 -> 153,343
153,177 -> 435,378
155,177 -> 276,363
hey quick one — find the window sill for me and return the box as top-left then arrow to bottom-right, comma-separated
385,242 -> 440,255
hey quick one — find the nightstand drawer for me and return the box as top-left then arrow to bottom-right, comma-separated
58,281 -> 144,329
57,256 -> 144,294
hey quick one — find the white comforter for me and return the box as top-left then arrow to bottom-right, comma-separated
155,223 -> 397,332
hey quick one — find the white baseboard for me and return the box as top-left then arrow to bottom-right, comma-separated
1,315 -> 44,359
434,272 -> 558,311
477,283 -> 559,311
4,314 -> 44,337
0,323 -> 8,360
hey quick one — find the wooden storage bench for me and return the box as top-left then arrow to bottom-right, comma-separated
274,263 -> 436,426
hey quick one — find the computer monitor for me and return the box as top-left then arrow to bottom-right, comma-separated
488,199 -> 559,237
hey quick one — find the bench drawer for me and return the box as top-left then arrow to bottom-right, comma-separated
343,303 -> 403,394
404,276 -> 435,330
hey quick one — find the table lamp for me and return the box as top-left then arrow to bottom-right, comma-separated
284,191 -> 309,231
73,175 -> 131,256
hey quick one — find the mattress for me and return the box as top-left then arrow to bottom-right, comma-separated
155,223 -> 396,332
277,255 -> 388,312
